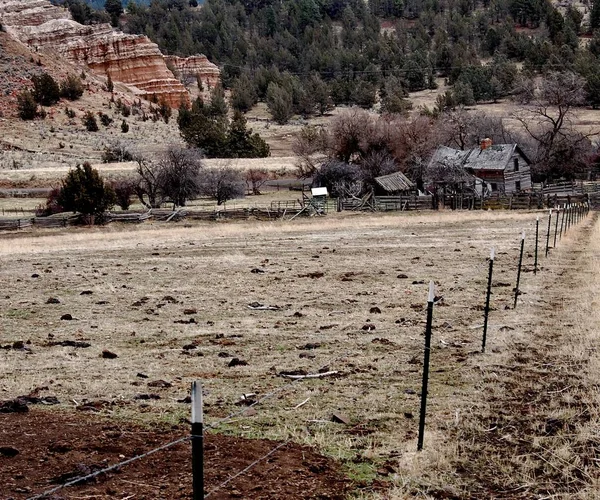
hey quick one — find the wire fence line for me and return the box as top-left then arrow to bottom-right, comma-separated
24,205 -> 590,500
26,436 -> 190,500
25,349 -> 354,500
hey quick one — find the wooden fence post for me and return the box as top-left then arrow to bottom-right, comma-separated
545,209 -> 552,258
534,216 -> 539,275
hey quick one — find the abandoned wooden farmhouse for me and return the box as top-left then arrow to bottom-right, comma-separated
428,140 -> 533,195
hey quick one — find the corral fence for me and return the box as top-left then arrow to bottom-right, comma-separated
0,202 -> 319,231
338,181 -> 599,213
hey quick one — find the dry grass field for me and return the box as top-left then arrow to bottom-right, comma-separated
1,208 -> 599,498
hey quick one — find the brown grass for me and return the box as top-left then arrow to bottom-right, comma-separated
0,209 -> 598,498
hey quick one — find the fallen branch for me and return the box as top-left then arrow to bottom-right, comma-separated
280,370 -> 338,380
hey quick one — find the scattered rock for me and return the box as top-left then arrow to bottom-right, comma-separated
80,290 -> 93,295
228,358 -> 248,367
293,311 -> 303,317
361,324 -> 376,331
412,280 -> 425,285
174,318 -> 196,324
371,338 -> 395,345
0,446 -> 20,458
298,343 -> 321,350
101,350 -> 118,359
319,324 -> 338,330
298,272 -> 324,279
218,352 -> 231,358
397,274 -> 409,279
137,373 -> 149,378
178,396 -> 192,404
247,302 -> 280,311
369,306 -> 381,314
31,273 -> 39,278
0,399 -> 29,413
183,308 -> 197,315
162,296 -> 179,303
278,369 -> 307,377
331,412 -> 351,425
134,394 -> 161,400
299,352 -> 316,359
182,344 -> 197,350
147,380 -> 172,388
60,314 -> 73,321
46,297 -> 60,304
250,268 -> 265,274
49,340 -> 91,348
403,412 -> 414,419
96,301 -> 109,305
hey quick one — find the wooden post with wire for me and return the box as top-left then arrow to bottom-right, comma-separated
559,205 -> 565,240
545,209 -> 552,257
417,281 -> 435,452
534,216 -> 539,275
191,381 -> 204,500
482,247 -> 495,353
553,207 -> 559,248
514,231 -> 525,309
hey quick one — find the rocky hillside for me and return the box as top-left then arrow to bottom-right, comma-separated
0,0 -> 221,172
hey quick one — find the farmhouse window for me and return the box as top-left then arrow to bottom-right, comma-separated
514,158 -> 519,171
515,181 -> 521,191
491,183 -> 498,192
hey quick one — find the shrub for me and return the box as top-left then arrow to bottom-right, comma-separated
65,107 -> 76,119
121,120 -> 129,133
83,111 -> 98,131
111,178 -> 136,210
59,74 -> 84,100
57,162 -> 116,224
102,142 -> 134,163
37,187 -> 64,216
32,73 -> 60,106
99,112 -> 113,127
17,90 -> 38,120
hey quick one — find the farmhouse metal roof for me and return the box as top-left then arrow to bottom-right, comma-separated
374,171 -> 415,192
429,144 -> 531,172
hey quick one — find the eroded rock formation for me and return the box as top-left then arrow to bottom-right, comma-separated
165,55 -> 220,90
0,0 -> 220,108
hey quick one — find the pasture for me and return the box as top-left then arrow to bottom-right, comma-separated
1,209 -> 599,498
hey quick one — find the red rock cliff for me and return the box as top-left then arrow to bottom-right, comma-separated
0,0 -> 220,108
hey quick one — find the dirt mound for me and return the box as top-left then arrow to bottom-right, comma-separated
0,409 -> 350,499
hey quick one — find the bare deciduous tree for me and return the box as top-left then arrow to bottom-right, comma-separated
292,125 -> 328,178
134,146 -> 204,208
513,72 -> 594,180
199,165 -> 245,205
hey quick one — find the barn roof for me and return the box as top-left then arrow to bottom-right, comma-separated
374,171 -> 415,192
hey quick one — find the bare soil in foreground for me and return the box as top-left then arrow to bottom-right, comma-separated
1,209 -> 600,498
0,409 -> 349,499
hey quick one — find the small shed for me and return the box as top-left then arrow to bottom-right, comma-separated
374,171 -> 415,195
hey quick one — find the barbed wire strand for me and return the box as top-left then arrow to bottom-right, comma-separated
25,349 -> 352,500
26,435 -> 190,500
204,441 -> 290,499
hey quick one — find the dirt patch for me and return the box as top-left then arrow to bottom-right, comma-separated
0,408 -> 350,499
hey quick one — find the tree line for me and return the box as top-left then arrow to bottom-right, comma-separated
60,0 -> 600,119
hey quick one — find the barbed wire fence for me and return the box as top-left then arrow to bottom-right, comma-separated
24,203 -> 591,500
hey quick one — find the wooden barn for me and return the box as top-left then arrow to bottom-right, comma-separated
428,140 -> 532,195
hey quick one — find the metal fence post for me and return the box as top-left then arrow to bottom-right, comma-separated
514,231 -> 525,309
417,281 -> 435,452
191,381 -> 204,500
482,247 -> 495,353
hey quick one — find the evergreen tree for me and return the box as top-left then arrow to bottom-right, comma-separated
226,111 -> 270,158
592,0 -> 600,33
57,162 -> 116,223
32,73 -> 60,106
266,83 -> 293,124
105,0 -> 124,26
17,90 -> 38,120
